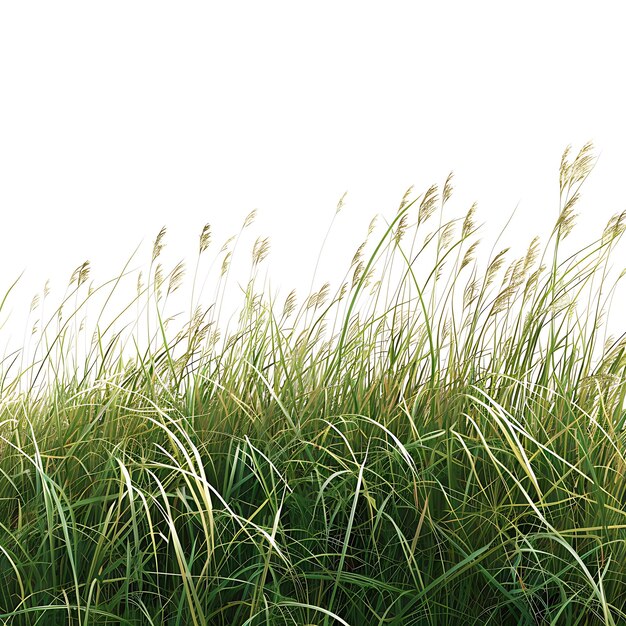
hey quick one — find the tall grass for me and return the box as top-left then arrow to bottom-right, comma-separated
1,143 -> 626,625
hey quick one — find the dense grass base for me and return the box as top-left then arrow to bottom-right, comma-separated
1,144 -> 626,625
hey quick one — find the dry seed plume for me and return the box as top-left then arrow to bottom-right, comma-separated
559,141 -> 595,195
368,216 -> 378,237
252,237 -> 271,265
336,191 -> 348,214
418,184 -> 438,224
338,282 -> 348,301
462,202 -> 477,238
442,172 -> 454,206
352,260 -> 364,289
398,185 -> 414,212
282,289 -> 297,318
603,210 -> 626,244
394,213 -> 408,245
523,236 -> 541,273
461,240 -> 480,270
243,209 -> 257,229
220,235 -> 235,254
554,192 -> 579,239
439,221 -> 455,250
485,249 -> 509,287
167,261 -> 186,295
154,264 -> 164,292
221,251 -> 232,276
199,223 -> 212,253
315,282 -> 330,308
70,261 -> 90,287
152,226 -> 167,261
351,242 -> 367,268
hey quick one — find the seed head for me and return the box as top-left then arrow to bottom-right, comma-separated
485,249 -> 509,287
442,171 -> 454,206
199,223 -> 212,253
460,240 -> 480,270
282,289 -> 297,318
167,261 -> 185,295
394,213 -> 408,245
70,261 -> 90,287
221,251 -> 232,276
243,209 -> 257,229
418,184 -> 438,224
154,264 -> 164,292
336,191 -> 348,214
252,237 -> 271,265
367,216 -> 378,237
152,226 -> 167,261
398,185 -> 414,212
462,202 -> 477,238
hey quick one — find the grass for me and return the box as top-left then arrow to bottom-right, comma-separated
1,142 -> 626,624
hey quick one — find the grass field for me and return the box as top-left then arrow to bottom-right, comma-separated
1,143 -> 626,625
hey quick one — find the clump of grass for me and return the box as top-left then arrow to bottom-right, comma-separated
1,144 -> 626,625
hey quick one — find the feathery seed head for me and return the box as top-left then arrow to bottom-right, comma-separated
368,215 -> 378,237
221,251 -> 232,276
154,264 -> 164,292
70,261 -> 90,288
395,214 -> 408,245
554,192 -> 579,239
559,142 -> 595,200
418,184 -> 438,224
207,329 -> 220,350
369,279 -> 381,295
485,249 -> 509,286
220,235 -> 236,254
559,145 -> 572,193
316,282 -> 330,308
336,191 -> 348,214
442,171 -> 454,206
603,210 -> 626,244
439,221 -> 455,250
363,267 -> 376,288
252,237 -> 271,265
524,264 -> 546,296
398,185 -> 414,212
152,226 -> 167,261
167,261 -> 185,295
199,223 -> 212,253
338,282 -> 348,301
243,209 -> 257,229
462,202 -> 477,238
351,241 -> 367,268
461,240 -> 480,270
462,280 -> 478,311
282,289 -> 297,318
352,261 -> 364,289
523,236 -> 540,272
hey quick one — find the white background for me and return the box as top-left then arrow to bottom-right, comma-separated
1,2 -> 625,351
